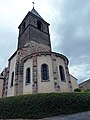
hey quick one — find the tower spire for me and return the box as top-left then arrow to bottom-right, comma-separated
32,2 -> 35,9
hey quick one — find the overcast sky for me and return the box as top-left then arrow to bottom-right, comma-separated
0,0 -> 90,83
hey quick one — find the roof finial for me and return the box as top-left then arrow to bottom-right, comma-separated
32,2 -> 35,9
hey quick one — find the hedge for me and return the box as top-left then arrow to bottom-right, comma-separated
83,89 -> 90,92
74,88 -> 81,92
0,93 -> 90,119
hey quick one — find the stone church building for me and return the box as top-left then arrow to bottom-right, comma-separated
0,7 -> 78,97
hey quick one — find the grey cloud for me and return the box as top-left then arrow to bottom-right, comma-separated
0,27 -> 17,72
50,0 -> 90,82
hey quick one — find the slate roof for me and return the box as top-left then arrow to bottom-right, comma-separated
31,7 -> 43,19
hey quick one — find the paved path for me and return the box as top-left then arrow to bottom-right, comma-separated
0,111 -> 90,120
43,111 -> 90,120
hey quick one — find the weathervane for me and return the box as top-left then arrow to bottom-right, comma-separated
32,2 -> 35,8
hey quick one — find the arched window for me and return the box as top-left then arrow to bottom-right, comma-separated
11,72 -> 14,87
26,67 -> 30,84
59,65 -> 65,81
37,21 -> 42,30
41,64 -> 49,80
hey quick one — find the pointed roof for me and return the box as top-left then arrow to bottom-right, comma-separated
18,7 -> 49,28
31,7 -> 43,19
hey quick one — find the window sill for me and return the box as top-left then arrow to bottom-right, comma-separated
25,83 -> 30,86
10,85 -> 13,88
61,80 -> 66,82
41,79 -> 50,82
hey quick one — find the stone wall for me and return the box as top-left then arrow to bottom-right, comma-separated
70,75 -> 78,91
0,76 -> 4,98
18,12 -> 51,50
79,79 -> 90,90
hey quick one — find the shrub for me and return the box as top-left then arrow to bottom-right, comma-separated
74,88 -> 81,92
83,89 -> 90,92
0,93 -> 90,119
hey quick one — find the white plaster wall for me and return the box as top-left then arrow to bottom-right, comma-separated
0,79 -> 3,98
70,75 -> 78,91
37,55 -> 54,93
56,57 -> 70,92
7,55 -> 16,97
23,58 -> 33,94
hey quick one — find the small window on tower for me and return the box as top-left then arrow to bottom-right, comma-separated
1,72 -> 3,76
22,22 -> 26,31
37,21 -> 42,30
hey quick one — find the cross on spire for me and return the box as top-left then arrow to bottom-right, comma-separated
32,2 -> 35,8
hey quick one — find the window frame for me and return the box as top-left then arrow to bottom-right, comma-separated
41,64 -> 49,82
59,65 -> 66,82
37,21 -> 43,31
11,71 -> 14,87
25,67 -> 31,85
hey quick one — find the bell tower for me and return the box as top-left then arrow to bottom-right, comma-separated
18,7 -> 51,51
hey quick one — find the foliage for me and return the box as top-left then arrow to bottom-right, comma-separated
83,89 -> 90,92
0,93 -> 90,119
74,88 -> 81,92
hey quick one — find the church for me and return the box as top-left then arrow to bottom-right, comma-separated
0,6 -> 78,97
